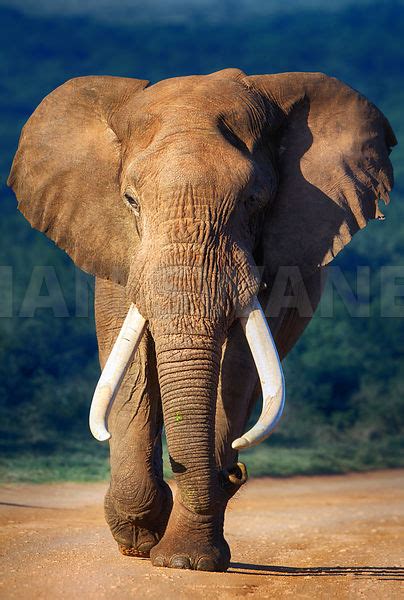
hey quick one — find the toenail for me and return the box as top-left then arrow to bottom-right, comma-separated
170,555 -> 191,569
196,556 -> 215,571
152,555 -> 166,567
137,540 -> 155,555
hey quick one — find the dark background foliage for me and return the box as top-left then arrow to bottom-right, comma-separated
0,0 -> 403,480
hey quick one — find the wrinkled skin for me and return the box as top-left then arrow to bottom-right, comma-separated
8,68 -> 396,571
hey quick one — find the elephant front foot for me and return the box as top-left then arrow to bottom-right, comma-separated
105,482 -> 173,558
150,499 -> 230,571
118,529 -> 159,558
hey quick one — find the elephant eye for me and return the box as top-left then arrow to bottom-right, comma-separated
124,192 -> 140,216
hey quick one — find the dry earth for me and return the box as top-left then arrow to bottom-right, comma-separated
0,470 -> 403,599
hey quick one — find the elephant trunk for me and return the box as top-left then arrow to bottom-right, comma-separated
144,243 -> 229,512
153,321 -> 223,512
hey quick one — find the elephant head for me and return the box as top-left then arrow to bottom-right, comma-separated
8,68 -> 395,514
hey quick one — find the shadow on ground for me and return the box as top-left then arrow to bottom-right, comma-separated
230,563 -> 404,581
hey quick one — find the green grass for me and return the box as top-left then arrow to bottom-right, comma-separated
1,436 -> 402,484
0,444 -> 110,484
241,438 -> 404,477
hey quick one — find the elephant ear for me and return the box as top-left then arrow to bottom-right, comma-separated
249,72 -> 396,278
7,75 -> 149,285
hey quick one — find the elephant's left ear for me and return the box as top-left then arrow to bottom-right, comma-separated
249,72 -> 397,278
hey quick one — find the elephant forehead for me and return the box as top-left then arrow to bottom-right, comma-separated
119,71 -> 271,198
127,136 -> 256,201
126,71 -> 262,134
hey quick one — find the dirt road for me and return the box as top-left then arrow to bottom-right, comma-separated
0,470 -> 403,599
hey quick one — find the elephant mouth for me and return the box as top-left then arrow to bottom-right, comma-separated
89,296 -> 285,451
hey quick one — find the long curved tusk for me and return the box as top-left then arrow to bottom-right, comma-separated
89,303 -> 146,441
232,296 -> 285,450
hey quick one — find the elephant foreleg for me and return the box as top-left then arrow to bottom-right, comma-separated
95,279 -> 172,557
215,321 -> 259,475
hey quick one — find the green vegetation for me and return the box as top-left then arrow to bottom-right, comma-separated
0,443 -> 110,484
2,433 -> 402,483
0,2 -> 403,482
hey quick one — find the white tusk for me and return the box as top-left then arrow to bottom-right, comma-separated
232,297 -> 285,450
89,303 -> 146,441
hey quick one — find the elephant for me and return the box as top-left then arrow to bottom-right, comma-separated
8,68 -> 396,572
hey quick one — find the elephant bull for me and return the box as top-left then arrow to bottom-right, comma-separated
8,68 -> 396,571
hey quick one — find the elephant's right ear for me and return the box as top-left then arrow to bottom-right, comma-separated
7,76 -> 149,285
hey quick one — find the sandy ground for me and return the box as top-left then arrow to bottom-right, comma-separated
0,470 -> 403,600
